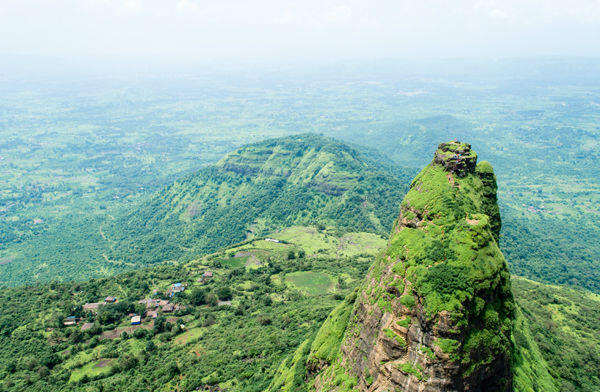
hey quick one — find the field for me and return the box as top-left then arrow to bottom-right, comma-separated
284,271 -> 335,296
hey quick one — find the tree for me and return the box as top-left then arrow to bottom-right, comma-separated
205,293 -> 218,306
189,288 -> 206,306
154,316 -> 167,334
217,287 -> 232,301
145,341 -> 156,352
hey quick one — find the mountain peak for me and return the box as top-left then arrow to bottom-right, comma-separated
433,140 -> 477,177
271,142 -> 515,392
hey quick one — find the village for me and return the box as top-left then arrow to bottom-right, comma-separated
62,271 -> 215,337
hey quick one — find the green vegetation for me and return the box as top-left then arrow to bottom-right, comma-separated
435,338 -> 460,361
0,226 -> 383,392
0,134 -> 409,286
2,66 -> 600,293
383,146 -> 513,371
270,143 -> 517,391
1,65 -> 600,391
512,277 -> 600,392
397,363 -> 424,381
284,272 -> 334,296
308,294 -> 355,364
512,307 -> 559,392
105,134 -> 410,267
0,224 -> 598,391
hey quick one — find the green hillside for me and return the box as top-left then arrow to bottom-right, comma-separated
104,134 -> 412,266
2,225 -> 596,392
0,134 -> 411,286
512,277 -> 600,392
0,226 -> 385,391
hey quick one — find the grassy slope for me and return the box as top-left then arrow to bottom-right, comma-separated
104,133 -> 410,265
512,277 -> 600,392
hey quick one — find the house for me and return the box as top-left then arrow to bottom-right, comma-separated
131,315 -> 141,325
145,310 -> 158,319
158,299 -> 169,306
83,302 -> 103,313
162,303 -> 175,313
168,283 -> 186,297
63,316 -> 77,326
265,238 -> 281,243
199,271 -> 214,283
146,299 -> 160,308
104,296 -> 117,303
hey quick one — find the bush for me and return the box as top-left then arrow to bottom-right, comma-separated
258,315 -> 272,325
133,328 -> 147,339
217,287 -> 232,301
145,341 -> 156,352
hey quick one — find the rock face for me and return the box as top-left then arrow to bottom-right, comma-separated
308,141 -> 514,392
433,141 -> 477,177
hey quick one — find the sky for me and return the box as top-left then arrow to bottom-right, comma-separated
1,0 -> 600,65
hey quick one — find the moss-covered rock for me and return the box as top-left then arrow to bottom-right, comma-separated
307,141 -> 515,391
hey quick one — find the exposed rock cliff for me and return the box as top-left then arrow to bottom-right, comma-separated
272,141 -> 515,392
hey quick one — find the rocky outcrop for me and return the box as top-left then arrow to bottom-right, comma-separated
307,141 -> 514,392
433,141 -> 477,177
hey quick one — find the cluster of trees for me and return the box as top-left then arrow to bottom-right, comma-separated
0,237 -> 372,391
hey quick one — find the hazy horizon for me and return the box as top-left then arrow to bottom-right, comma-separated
1,0 -> 599,69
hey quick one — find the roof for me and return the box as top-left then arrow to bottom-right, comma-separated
162,303 -> 175,312
203,271 -> 213,277
173,283 -> 182,287
145,299 -> 160,308
104,296 -> 117,302
83,302 -> 103,310
131,315 -> 141,323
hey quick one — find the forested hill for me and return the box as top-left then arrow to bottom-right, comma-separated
0,134 -> 413,286
104,134 -> 413,265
